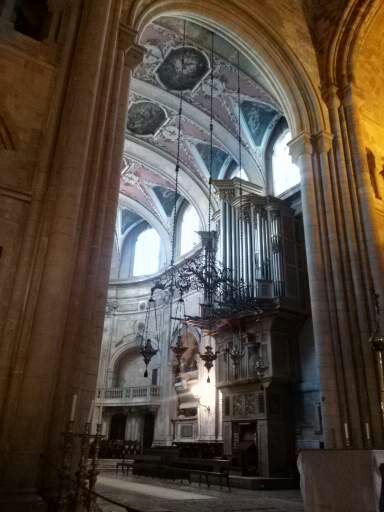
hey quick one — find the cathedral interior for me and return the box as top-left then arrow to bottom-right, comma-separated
0,1 -> 384,511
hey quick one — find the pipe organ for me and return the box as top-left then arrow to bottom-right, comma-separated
214,179 -> 305,305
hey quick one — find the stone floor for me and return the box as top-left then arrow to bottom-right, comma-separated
96,473 -> 304,512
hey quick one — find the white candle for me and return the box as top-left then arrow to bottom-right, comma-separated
87,399 -> 95,424
344,422 -> 350,443
70,394 -> 77,422
365,422 -> 371,441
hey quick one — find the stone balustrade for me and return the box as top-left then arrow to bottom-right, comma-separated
96,385 -> 161,406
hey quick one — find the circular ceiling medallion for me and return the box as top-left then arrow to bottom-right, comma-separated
156,46 -> 209,91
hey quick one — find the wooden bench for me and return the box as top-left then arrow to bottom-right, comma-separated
131,455 -> 231,489
163,458 -> 231,489
116,459 -> 133,475
131,455 -> 163,478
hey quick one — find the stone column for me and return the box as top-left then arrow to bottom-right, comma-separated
0,0 -> 145,507
289,133 -> 342,448
46,0 -> 66,44
334,84 -> 384,444
313,131 -> 365,447
340,85 -> 384,314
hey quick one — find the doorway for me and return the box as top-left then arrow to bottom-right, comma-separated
109,413 -> 126,441
142,413 -> 155,450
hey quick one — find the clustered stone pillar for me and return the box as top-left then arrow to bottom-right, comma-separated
290,133 -> 343,448
0,0 -> 144,508
290,115 -> 384,450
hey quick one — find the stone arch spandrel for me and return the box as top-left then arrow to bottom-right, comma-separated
124,0 -> 329,137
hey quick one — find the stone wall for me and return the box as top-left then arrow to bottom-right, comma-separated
0,20 -> 56,423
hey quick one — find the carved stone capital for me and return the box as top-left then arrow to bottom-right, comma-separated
219,189 -> 235,202
313,131 -> 333,154
125,43 -> 145,69
118,24 -> 145,69
288,132 -> 313,163
118,23 -> 137,51
322,83 -> 341,110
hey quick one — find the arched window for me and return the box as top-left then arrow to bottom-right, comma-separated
272,131 -> 300,195
180,204 -> 200,256
229,166 -> 249,181
132,227 -> 161,276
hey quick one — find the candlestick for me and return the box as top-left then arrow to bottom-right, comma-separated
87,399 -> 95,425
70,394 -> 77,422
86,423 -> 104,511
365,422 -> 371,441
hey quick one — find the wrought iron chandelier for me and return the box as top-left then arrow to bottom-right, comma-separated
224,328 -> 245,379
140,22 -> 274,378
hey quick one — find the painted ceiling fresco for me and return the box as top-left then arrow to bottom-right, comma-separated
241,101 -> 281,146
120,16 -> 283,239
127,101 -> 167,136
153,186 -> 180,217
121,209 -> 141,234
157,47 -> 210,91
195,143 -> 232,179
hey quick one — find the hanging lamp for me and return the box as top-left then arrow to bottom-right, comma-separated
170,294 -> 188,376
140,292 -> 159,377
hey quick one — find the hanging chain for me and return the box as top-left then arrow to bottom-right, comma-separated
208,31 -> 214,245
168,20 -> 187,350
153,293 -> 160,347
170,19 -> 187,268
143,291 -> 154,343
204,30 -> 215,306
237,50 -> 245,289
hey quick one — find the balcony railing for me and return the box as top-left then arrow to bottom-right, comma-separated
96,385 -> 161,406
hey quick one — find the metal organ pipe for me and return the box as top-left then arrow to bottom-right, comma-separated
275,210 -> 284,295
247,216 -> 252,294
216,185 -> 288,301
243,212 -> 249,290
250,204 -> 255,295
221,199 -> 227,268
256,208 -> 262,281
233,207 -> 239,281
228,202 -> 233,271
